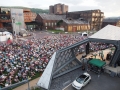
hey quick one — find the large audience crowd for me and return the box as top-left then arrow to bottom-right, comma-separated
0,33 -> 114,88
0,34 -> 87,88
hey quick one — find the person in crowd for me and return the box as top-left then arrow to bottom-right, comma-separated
0,33 -> 112,87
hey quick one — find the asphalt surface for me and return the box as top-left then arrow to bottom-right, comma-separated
63,71 -> 120,90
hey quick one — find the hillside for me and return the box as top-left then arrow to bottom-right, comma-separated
0,6 -> 49,14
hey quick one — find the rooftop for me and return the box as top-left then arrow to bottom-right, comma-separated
39,14 -> 66,20
62,19 -> 88,24
103,18 -> 120,22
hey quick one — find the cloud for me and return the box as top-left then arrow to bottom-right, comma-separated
79,0 -> 99,7
0,0 -> 120,17
0,0 -> 31,7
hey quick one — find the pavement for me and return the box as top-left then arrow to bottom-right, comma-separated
63,71 -> 120,90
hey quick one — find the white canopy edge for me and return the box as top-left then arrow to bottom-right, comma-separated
89,25 -> 120,40
37,52 -> 56,89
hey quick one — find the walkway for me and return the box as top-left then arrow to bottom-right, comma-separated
13,78 -> 39,90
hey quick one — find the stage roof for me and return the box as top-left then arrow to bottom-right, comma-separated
89,25 -> 120,41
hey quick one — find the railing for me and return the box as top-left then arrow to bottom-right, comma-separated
0,79 -> 29,90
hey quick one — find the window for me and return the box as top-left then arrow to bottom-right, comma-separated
92,13 -> 95,16
49,22 -> 50,26
55,22 -> 56,26
51,23 -> 53,27
45,23 -> 47,26
84,77 -> 89,82
101,14 -> 104,16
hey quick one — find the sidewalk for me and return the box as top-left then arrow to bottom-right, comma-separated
13,77 -> 40,90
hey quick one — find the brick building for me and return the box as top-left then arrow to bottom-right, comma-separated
49,3 -> 68,14
36,14 -> 89,31
36,14 -> 66,30
23,9 -> 37,30
102,18 -> 120,28
66,9 -> 104,30
61,18 -> 89,32
0,7 -> 37,32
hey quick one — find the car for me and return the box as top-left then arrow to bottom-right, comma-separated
72,72 -> 91,90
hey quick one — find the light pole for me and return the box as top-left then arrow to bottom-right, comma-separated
12,17 -> 15,36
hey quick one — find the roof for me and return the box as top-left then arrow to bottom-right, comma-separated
68,9 -> 101,13
103,18 -> 120,22
88,59 -> 106,68
39,14 -> 66,20
89,25 -> 120,40
62,19 -> 88,24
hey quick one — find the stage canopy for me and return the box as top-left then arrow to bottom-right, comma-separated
37,25 -> 120,90
90,25 -> 120,40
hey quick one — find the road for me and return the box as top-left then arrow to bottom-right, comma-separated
63,71 -> 120,90
63,83 -> 76,90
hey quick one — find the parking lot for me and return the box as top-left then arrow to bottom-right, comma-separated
63,71 -> 120,90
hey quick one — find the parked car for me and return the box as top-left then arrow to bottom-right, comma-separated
72,72 -> 91,90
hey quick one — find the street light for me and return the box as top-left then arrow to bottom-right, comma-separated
12,17 -> 15,35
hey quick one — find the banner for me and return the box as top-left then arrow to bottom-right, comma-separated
10,9 -> 24,35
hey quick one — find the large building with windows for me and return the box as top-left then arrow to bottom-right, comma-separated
49,3 -> 68,14
35,14 -> 89,31
66,9 -> 104,30
61,18 -> 90,32
0,8 -> 12,31
36,14 -> 66,30
0,7 -> 37,32
36,9 -> 104,31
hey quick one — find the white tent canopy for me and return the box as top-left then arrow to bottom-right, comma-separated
82,32 -> 88,36
90,25 -> 120,40
0,31 -> 13,42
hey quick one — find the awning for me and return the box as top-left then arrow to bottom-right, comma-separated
88,59 -> 106,68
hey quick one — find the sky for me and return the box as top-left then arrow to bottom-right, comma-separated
0,0 -> 120,17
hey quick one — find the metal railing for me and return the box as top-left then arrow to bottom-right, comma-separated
0,79 -> 30,90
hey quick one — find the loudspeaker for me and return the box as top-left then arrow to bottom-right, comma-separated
86,43 -> 89,54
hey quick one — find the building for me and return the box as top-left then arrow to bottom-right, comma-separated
66,9 -> 104,30
0,8 -> 12,32
35,14 -> 66,30
35,14 -> 89,31
0,7 -> 37,33
49,3 -> 68,14
60,18 -> 89,32
23,9 -> 37,29
102,18 -> 120,28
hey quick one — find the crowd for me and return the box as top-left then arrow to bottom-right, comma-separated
0,33 -> 114,88
0,34 -> 87,88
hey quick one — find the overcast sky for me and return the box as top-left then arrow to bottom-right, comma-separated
0,0 -> 120,17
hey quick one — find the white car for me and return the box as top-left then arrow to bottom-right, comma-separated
72,72 -> 91,90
